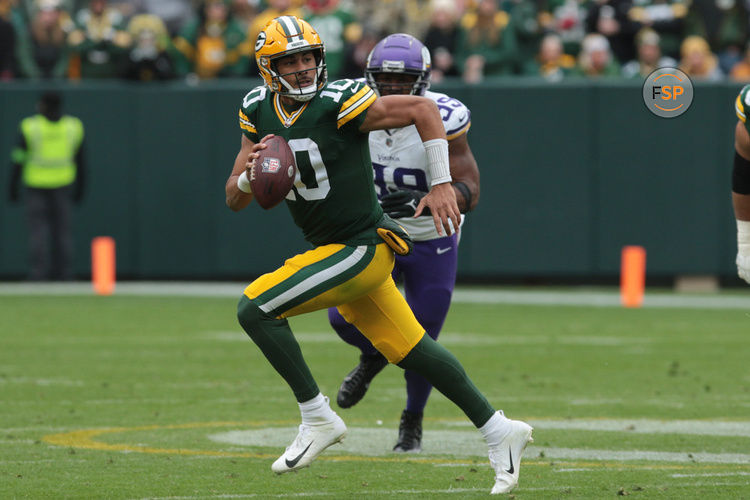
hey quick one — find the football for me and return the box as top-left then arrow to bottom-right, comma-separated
250,135 -> 297,209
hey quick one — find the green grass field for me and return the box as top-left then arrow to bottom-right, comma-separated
2,285 -> 749,499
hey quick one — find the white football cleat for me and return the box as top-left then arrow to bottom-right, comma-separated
488,418 -> 533,494
271,415 -> 347,474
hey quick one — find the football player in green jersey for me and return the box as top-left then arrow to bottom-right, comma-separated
224,16 -> 533,494
733,87 -> 750,284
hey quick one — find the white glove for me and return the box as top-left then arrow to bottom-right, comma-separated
737,220 -> 750,284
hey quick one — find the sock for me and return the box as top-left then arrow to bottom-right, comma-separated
397,335 -> 495,427
479,410 -> 510,446
299,393 -> 337,424
237,295 -> 319,403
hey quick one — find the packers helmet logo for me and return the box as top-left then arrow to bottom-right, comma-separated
255,31 -> 266,53
254,16 -> 328,102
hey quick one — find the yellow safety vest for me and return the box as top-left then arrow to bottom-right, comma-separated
20,114 -> 84,189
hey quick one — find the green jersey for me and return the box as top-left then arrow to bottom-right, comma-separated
239,79 -> 384,246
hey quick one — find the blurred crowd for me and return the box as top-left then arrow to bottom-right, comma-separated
2,0 -> 750,83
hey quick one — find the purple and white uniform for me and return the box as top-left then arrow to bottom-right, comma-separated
329,89 -> 472,413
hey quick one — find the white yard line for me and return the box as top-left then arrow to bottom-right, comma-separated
207,425 -> 750,464
0,282 -> 748,310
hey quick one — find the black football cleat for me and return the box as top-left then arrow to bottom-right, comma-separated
393,410 -> 423,453
336,352 -> 388,408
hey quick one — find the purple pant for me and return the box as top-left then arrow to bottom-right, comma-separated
328,232 -> 459,413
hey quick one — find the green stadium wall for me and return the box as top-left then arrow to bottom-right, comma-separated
0,79 -> 742,282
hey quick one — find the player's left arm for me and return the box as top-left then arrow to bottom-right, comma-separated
448,133 -> 480,213
733,120 -> 750,284
360,95 -> 460,235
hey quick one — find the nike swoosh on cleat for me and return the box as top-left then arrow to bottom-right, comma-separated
505,449 -> 514,474
285,441 -> 313,468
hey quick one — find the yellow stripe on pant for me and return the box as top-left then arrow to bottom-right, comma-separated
243,243 -> 424,363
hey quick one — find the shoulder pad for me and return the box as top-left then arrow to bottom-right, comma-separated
319,79 -> 376,129
737,85 -> 750,123
425,90 -> 471,140
239,85 -> 268,137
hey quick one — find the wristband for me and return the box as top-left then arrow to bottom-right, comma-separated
453,182 -> 472,213
237,170 -> 252,194
423,138 -> 451,186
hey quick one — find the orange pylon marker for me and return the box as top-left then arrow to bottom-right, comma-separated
92,237 -> 116,295
620,245 -> 646,307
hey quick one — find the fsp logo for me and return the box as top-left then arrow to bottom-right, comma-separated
642,68 -> 693,118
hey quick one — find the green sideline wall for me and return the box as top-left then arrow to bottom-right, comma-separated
0,80 -> 742,281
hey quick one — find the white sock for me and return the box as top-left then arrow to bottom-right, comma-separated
299,393 -> 337,424
479,410 -> 510,447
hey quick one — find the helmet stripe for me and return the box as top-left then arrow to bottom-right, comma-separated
277,16 -> 302,41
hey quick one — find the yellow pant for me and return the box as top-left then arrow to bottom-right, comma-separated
244,243 -> 424,363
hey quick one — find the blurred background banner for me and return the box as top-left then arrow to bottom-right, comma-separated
0,79 -> 740,282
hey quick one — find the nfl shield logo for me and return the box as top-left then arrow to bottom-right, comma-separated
262,157 -> 281,173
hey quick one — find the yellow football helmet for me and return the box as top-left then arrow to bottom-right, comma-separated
255,16 -> 327,102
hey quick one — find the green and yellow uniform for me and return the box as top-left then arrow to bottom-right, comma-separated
237,80 -> 424,365
239,79 -> 382,246
736,85 -> 750,134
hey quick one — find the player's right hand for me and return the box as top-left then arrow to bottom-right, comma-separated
417,182 -> 460,236
245,134 -> 274,173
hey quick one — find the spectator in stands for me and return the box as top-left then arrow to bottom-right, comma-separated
17,0 -> 75,25
586,0 -> 638,64
678,34 -> 723,80
122,13 -> 174,81
507,0 -> 545,74
136,0 -> 194,36
621,27 -> 676,79
306,0 -> 362,80
340,23 -> 382,79
538,0 -> 588,57
16,0 -> 74,79
684,0 -> 747,74
353,0 -> 434,41
455,0 -> 518,83
572,32 -> 622,77
523,32 -> 576,81
0,0 -> 17,80
230,0 -> 259,33
423,0 -> 461,82
172,0 -> 249,80
730,41 -> 750,82
67,0 -> 131,79
248,0 -> 302,52
626,0 -> 687,60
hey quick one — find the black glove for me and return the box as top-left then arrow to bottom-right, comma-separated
380,189 -> 431,218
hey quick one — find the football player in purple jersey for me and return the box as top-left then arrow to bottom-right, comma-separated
328,33 -> 481,452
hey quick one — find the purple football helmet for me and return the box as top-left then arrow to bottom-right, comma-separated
365,33 -> 431,96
